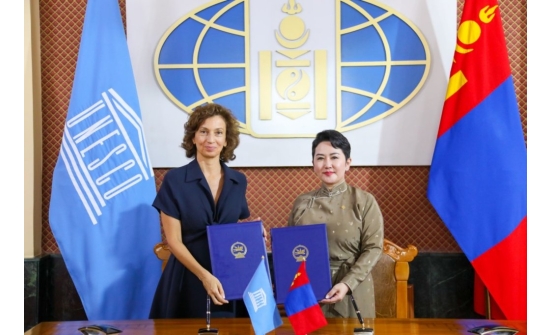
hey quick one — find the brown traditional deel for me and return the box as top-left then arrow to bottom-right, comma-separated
154,238 -> 418,319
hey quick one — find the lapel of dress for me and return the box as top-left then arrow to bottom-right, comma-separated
186,159 -> 216,220
215,162 -> 239,223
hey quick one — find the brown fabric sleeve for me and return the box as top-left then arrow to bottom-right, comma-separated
339,192 -> 384,291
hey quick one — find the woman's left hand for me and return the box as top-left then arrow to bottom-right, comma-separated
320,283 -> 350,304
261,224 -> 267,243
244,216 -> 267,242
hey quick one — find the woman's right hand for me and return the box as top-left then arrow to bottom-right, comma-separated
320,282 -> 349,304
200,273 -> 229,305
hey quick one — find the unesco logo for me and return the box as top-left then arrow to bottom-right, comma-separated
154,0 -> 430,137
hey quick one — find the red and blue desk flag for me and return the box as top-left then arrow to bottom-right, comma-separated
284,261 -> 327,335
427,0 -> 527,320
48,0 -> 161,320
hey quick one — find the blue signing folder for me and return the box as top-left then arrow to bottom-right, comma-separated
271,223 -> 332,303
207,221 -> 271,300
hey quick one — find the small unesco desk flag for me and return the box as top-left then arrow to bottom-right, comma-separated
243,257 -> 282,335
48,0 -> 161,320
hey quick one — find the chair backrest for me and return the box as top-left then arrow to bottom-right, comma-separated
372,239 -> 418,318
153,238 -> 418,318
153,242 -> 171,272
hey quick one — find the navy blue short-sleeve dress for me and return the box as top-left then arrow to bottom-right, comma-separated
149,159 -> 250,318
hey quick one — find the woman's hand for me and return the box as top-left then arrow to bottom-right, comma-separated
262,224 -> 267,243
200,273 -> 229,305
320,282 -> 350,304
243,216 -> 267,242
256,217 -> 268,243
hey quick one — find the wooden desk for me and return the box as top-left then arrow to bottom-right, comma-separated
25,318 -> 527,335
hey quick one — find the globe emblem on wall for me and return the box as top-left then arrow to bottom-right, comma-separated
337,0 -> 430,131
154,0 -> 430,137
154,0 -> 248,131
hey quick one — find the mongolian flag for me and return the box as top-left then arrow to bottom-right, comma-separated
427,0 -> 527,320
284,261 -> 327,335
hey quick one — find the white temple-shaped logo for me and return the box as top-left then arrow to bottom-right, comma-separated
248,288 -> 268,312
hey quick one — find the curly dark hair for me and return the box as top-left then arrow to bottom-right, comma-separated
181,103 -> 241,162
311,129 -> 351,160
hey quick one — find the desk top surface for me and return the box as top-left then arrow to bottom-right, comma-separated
25,317 -> 528,335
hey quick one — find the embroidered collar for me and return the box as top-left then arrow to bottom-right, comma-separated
316,181 -> 348,197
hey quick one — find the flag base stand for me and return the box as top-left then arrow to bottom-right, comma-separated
467,325 -> 518,335
78,324 -> 122,334
198,326 -> 219,335
353,327 -> 374,335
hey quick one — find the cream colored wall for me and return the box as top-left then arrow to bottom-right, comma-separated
24,0 -> 42,258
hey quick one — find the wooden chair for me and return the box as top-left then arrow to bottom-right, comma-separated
153,238 -> 418,318
372,238 -> 418,318
153,241 -> 171,271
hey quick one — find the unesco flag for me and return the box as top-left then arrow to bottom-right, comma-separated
243,258 -> 282,335
48,0 -> 161,320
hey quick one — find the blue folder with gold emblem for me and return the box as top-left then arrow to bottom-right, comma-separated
206,220 -> 270,300
271,223 -> 332,303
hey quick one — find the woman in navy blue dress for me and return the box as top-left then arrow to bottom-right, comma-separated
149,103 -> 251,318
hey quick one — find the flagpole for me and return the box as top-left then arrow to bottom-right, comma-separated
485,288 -> 492,320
